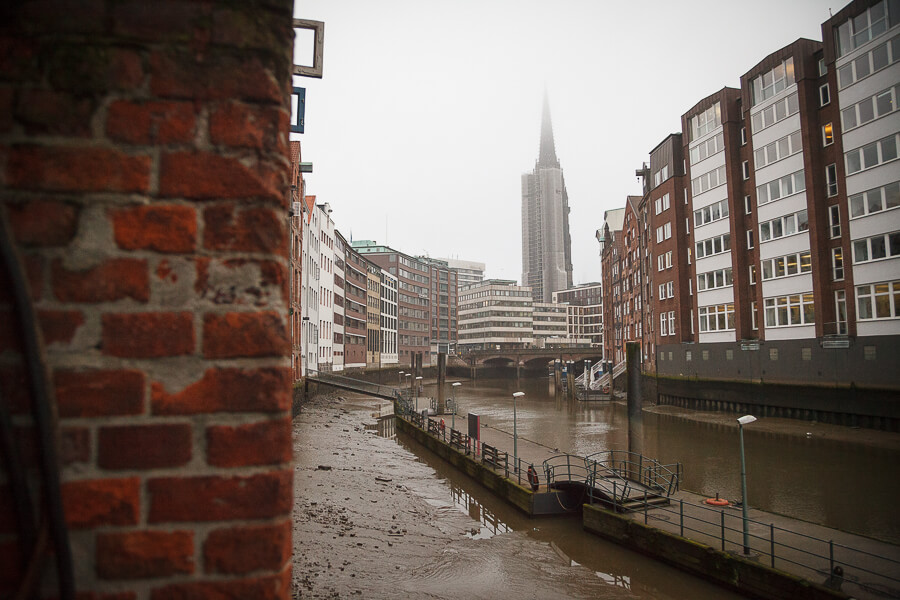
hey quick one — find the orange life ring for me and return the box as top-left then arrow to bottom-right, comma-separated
705,497 -> 729,506
440,419 -> 445,430
527,466 -> 540,491
602,385 -> 610,394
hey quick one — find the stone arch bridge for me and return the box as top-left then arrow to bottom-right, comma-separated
458,348 -> 605,369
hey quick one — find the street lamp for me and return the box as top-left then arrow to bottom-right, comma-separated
512,392 -> 524,473
451,382 -> 462,429
738,414 -> 758,555
415,376 -> 423,413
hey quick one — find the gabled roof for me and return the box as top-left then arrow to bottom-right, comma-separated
304,195 -> 316,223
603,207 -> 626,232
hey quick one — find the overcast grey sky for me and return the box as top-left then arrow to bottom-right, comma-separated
292,0 -> 836,284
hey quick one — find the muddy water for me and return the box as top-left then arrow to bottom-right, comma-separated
292,392 -> 742,599
435,376 -> 900,544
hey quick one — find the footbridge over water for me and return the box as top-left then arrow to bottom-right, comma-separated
460,348 -> 604,369
306,370 -> 402,402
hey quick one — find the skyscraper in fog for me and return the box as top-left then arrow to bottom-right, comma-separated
521,94 -> 573,302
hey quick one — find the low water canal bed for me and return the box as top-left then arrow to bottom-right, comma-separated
292,392 -> 742,599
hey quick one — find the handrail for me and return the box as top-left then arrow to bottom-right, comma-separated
307,369 -> 400,399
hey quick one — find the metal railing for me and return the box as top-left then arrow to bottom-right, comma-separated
585,450 -> 681,497
306,369 -> 401,400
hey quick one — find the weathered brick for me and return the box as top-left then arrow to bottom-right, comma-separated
60,426 -> 90,464
52,258 -> 149,303
203,205 -> 286,255
195,258 -> 287,306
202,312 -> 288,359
0,253 -> 42,302
111,205 -> 196,253
97,530 -> 194,579
112,1 -> 208,42
206,417 -> 291,467
148,470 -> 291,523
16,88 -> 95,137
149,49 -> 283,105
45,43 -> 143,94
98,423 -> 192,470
159,152 -> 280,201
6,145 -> 150,193
38,309 -> 85,345
107,100 -> 196,145
209,101 -> 288,152
6,199 -> 79,246
151,367 -> 290,415
18,0 -> 105,35
102,312 -> 194,358
203,520 -> 290,574
212,7 -> 292,52
62,477 -> 140,528
150,572 -> 290,600
55,369 -> 144,417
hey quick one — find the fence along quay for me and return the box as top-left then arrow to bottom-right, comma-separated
307,370 -> 899,600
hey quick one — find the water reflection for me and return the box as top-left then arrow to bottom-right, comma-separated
427,376 -> 900,543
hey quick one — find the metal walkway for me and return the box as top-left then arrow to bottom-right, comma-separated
306,370 -> 404,402
543,451 -> 682,512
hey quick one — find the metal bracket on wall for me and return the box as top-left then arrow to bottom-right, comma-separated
292,19 -> 324,78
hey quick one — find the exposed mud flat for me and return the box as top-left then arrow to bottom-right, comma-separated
291,393 -> 637,599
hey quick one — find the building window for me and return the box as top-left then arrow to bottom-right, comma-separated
856,280 -> 900,320
832,247 -> 844,280
760,210 -> 809,242
749,264 -> 756,284
822,122 -> 834,146
818,57 -> 827,76
691,102 -> 721,140
751,301 -> 758,330
837,32 -> 900,89
849,181 -> 900,218
835,1 -> 891,58
668,311 -> 675,336
695,232 -> 731,259
852,231 -> 900,263
698,303 -> 735,332
820,83 -> 830,106
750,57 -> 795,105
747,229 -> 754,249
835,290 -> 848,334
761,250 -> 813,281
826,164 -> 839,197
751,92 -> 800,133
842,84 -> 900,132
693,199 -> 730,227
754,130 -> 802,169
660,313 -> 667,336
697,267 -> 733,291
745,195 -> 752,214
654,193 -> 671,215
829,205 -> 841,238
757,168 -> 806,205
764,293 -> 816,327
691,165 -> 727,195
741,127 -> 747,146
742,160 -> 750,180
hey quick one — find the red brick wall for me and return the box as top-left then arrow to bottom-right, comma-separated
0,1 -> 294,597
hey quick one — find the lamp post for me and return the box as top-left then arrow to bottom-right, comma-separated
451,382 -> 461,429
738,414 -> 758,555
415,376 -> 423,413
512,392 -> 524,473
302,316 -> 310,376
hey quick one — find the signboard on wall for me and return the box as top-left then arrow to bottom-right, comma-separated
467,413 -> 480,441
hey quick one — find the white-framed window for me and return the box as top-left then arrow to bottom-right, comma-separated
697,267 -> 733,291
822,122 -> 834,146
837,31 -> 900,89
693,199 -> 730,227
698,303 -> 735,332
818,57 -> 827,76
742,160 -> 750,180
757,169 -> 806,205
668,311 -> 675,336
852,231 -> 900,263
842,84 -> 900,131
829,205 -> 841,238
660,313 -> 667,336
761,251 -> 812,280
744,195 -> 753,215
666,281 -> 674,298
691,165 -> 727,195
835,291 -> 848,334
691,102 -> 721,140
849,181 -> 900,218
751,92 -> 799,133
689,279 -> 693,295
846,133 -> 899,175
750,57 -> 796,105
826,163 -> 839,197
819,83 -> 831,106
751,301 -> 758,330
654,193 -> 671,215
665,251 -> 673,269
747,229 -> 754,249
760,210 -> 809,242
696,233 -> 731,259
753,130 -> 802,170
764,293 -> 815,327
835,1 -> 893,58
856,280 -> 900,320
749,264 -> 757,284
685,217 -> 690,235
659,283 -> 667,299
740,127 -> 747,146
832,247 -> 844,281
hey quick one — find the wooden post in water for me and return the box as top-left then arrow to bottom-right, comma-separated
567,361 -> 576,400
554,359 -> 562,391
437,352 -> 446,414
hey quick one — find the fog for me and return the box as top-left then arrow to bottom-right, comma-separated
292,0 -> 836,283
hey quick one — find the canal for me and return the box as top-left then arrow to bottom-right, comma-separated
420,375 -> 900,545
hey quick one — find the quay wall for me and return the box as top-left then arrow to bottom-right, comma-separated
583,505 -> 849,600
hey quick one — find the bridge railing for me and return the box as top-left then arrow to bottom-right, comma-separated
307,369 -> 400,399
543,454 -> 592,487
585,450 -> 681,497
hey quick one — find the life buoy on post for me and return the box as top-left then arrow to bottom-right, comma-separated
527,465 -> 540,492
440,418 -> 445,432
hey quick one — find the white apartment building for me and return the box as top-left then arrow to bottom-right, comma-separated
381,270 -> 398,365
458,279 -> 534,351
316,203 -> 335,370
333,232 -> 346,371
300,196 -> 320,375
